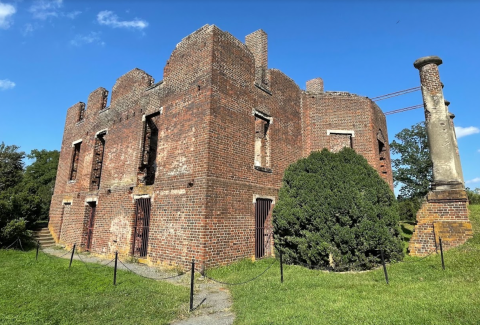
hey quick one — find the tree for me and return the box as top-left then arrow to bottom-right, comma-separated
273,148 -> 404,271
466,187 -> 480,205
390,122 -> 433,199
0,142 -> 25,192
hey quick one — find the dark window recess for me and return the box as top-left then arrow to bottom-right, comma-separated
254,115 -> 270,169
78,103 -> 85,122
70,142 -> 81,181
378,140 -> 388,175
138,113 -> 159,185
85,202 -> 96,251
90,134 -> 106,190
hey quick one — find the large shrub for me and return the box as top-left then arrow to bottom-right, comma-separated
273,148 -> 404,271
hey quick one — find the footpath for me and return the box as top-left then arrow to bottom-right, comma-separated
43,247 -> 235,325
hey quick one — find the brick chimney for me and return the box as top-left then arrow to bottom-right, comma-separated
306,78 -> 324,94
245,30 -> 269,88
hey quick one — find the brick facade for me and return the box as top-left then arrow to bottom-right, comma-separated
49,25 -> 393,269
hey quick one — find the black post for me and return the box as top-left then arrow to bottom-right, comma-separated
69,244 -> 76,269
190,258 -> 195,312
380,249 -> 389,285
439,237 -> 445,270
280,250 -> 284,283
114,251 -> 118,285
36,241 -> 40,261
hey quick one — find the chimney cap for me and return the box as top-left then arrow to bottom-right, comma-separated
414,56 -> 443,69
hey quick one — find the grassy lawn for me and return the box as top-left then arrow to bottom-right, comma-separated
209,205 -> 480,325
0,250 -> 189,325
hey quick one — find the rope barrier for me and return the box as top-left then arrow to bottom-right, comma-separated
117,259 -> 190,281
201,258 -> 277,286
75,250 -> 115,270
5,238 -> 19,249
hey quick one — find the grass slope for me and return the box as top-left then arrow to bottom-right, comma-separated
0,251 -> 189,325
208,205 -> 480,325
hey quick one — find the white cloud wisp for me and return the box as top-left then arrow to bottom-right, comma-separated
70,32 -> 104,47
455,126 -> 480,139
0,79 -> 15,90
466,177 -> 480,184
29,0 -> 63,20
0,2 -> 16,29
97,10 -> 148,30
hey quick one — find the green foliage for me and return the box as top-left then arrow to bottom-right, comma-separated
466,187 -> 480,205
0,143 -> 59,246
0,219 -> 32,246
273,148 -> 403,271
0,142 -> 24,192
397,197 -> 422,222
390,122 -> 433,199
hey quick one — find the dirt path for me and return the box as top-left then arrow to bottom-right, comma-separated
42,247 -> 235,325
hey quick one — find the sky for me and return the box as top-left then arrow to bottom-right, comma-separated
0,0 -> 479,191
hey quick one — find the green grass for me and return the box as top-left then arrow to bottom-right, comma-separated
208,205 -> 480,325
0,250 -> 189,325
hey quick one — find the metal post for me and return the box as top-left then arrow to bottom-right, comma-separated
280,250 -> 284,283
380,249 -> 389,285
114,251 -> 118,285
190,258 -> 195,312
69,244 -> 76,269
36,241 -> 40,261
439,237 -> 445,270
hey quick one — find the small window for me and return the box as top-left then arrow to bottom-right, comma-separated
90,133 -> 106,190
70,142 -> 81,181
254,115 -> 271,170
78,103 -> 85,122
378,140 -> 387,175
329,133 -> 352,153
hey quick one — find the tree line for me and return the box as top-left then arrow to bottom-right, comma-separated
0,142 -> 59,246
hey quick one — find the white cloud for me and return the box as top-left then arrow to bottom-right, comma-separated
29,0 -> 63,20
455,126 -> 480,139
0,2 -> 16,29
97,10 -> 148,29
0,79 -> 15,90
65,10 -> 81,19
70,32 -> 104,47
466,177 -> 480,184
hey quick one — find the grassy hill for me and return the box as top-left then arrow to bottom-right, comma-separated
208,205 -> 480,324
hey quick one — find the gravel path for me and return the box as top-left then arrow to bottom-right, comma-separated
42,246 -> 235,325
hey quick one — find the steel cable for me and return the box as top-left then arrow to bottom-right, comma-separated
200,258 -> 277,286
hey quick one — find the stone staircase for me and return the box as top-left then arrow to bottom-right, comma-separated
32,227 -> 55,247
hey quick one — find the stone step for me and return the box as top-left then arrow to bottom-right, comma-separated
32,227 -> 56,247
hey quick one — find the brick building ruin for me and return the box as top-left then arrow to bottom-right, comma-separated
48,25 -> 393,269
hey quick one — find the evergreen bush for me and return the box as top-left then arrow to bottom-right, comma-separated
273,148 -> 404,271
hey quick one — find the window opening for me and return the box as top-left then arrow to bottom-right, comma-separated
329,133 -> 352,153
70,142 -> 81,181
139,113 -> 159,185
132,198 -> 151,258
254,115 -> 270,169
78,103 -> 85,122
378,140 -> 388,175
91,133 -> 106,190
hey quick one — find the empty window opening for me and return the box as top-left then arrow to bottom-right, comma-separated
85,202 -> 96,251
90,133 -> 106,190
255,198 -> 272,259
254,115 -> 270,168
78,103 -> 85,122
132,198 -> 151,258
329,133 -> 352,153
139,113 -> 159,185
70,142 -> 81,181
378,140 -> 388,175
59,202 -> 71,242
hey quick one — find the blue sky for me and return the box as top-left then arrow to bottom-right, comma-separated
0,0 -> 479,190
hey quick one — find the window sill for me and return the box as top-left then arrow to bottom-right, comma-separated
254,166 -> 272,173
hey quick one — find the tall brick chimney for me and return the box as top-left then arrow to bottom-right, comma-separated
306,78 -> 324,94
413,56 -> 463,190
409,56 -> 472,257
245,30 -> 269,88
